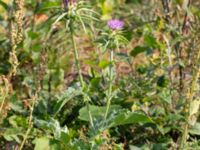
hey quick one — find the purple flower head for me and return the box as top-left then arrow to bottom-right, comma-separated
63,0 -> 76,8
63,0 -> 69,7
107,19 -> 124,30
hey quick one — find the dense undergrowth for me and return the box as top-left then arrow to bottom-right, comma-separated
0,0 -> 200,149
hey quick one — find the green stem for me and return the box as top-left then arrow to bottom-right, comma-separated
104,49 -> 114,120
0,77 -> 9,116
0,92 -> 7,115
19,94 -> 37,150
179,48 -> 200,149
70,23 -> 94,127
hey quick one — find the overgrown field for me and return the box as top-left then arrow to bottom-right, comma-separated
0,0 -> 200,149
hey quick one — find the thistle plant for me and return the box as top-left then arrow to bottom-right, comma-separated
51,0 -> 99,127
3,0 -> 200,149
69,24 -> 94,127
103,19 -> 126,120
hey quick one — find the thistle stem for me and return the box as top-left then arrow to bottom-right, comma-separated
104,49 -> 114,120
70,23 -> 94,127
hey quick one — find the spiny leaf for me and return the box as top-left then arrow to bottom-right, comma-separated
79,105 -> 153,127
54,84 -> 82,115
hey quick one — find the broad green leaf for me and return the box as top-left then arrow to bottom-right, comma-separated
38,1 -> 60,12
90,77 -> 101,87
0,0 -> 8,11
34,118 -> 68,139
144,34 -> 158,48
98,59 -> 110,69
79,105 -> 153,127
152,143 -> 168,150
87,107 -> 153,137
79,105 -> 121,121
158,90 -> 172,104
130,46 -> 149,57
110,112 -> 153,127
8,115 -> 28,128
32,44 -> 41,52
28,31 -> 39,40
157,75 -> 168,87
9,94 -> 26,113
3,127 -> 24,143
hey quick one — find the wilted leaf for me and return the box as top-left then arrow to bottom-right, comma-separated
129,145 -> 141,150
34,137 -> 51,150
189,122 -> 200,135
33,137 -> 61,150
189,100 -> 200,116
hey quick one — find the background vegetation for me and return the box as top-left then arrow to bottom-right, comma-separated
0,0 -> 200,149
